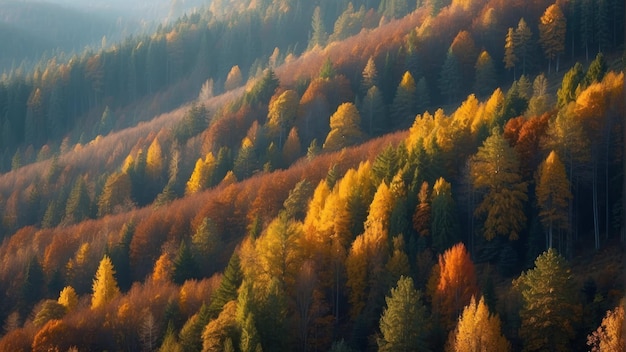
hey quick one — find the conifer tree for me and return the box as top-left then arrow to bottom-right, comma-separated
439,50 -> 462,104
582,52 -> 607,88
514,249 -> 580,352
504,28 -> 518,80
474,50 -> 497,97
447,296 -> 510,352
209,252 -> 243,318
360,86 -> 385,135
431,177 -> 460,253
91,255 -> 120,309
64,177 -> 91,224
282,127 -> 302,165
191,217 -> 222,276
539,4 -> 567,73
536,151 -> 572,250
224,65 -> 243,91
173,241 -> 199,285
435,243 -> 478,330
361,57 -> 378,94
57,286 -> 78,312
267,90 -> 299,148
515,18 -> 533,76
377,276 -> 429,351
309,6 -> 327,49
415,76 -> 431,113
557,62 -> 584,108
391,71 -> 417,126
471,128 -> 527,240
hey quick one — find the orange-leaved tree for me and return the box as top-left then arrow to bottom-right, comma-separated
434,242 -> 478,330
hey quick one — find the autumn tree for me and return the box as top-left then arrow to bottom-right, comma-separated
435,243 -> 478,330
377,276 -> 429,352
471,128 -> 527,240
224,65 -> 243,91
539,3 -> 567,73
360,86 -> 385,135
91,255 -> 120,309
587,303 -> 625,352
323,102 -> 365,151
514,249 -> 580,352
267,89 -> 299,148
309,6 -> 327,49
556,62 -> 584,108
515,18 -> 533,76
446,296 -> 510,352
97,172 -> 133,216
57,286 -> 78,312
536,151 -> 572,250
282,127 -> 302,165
474,51 -> 497,97
391,71 -> 417,126
361,56 -> 378,94
431,177 -> 460,253
504,27 -> 518,80
33,300 -> 67,327
186,153 -> 216,196
64,177 -> 91,224
413,181 -> 431,237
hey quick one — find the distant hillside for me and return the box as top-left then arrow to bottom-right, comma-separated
0,1 -> 146,72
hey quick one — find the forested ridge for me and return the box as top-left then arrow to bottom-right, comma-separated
0,0 -> 624,351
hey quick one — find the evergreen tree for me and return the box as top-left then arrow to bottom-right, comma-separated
539,4 -> 567,73
191,217 -> 222,277
415,77 -> 431,113
361,56 -> 379,94
514,249 -> 580,352
514,18 -> 533,76
20,256 -> 46,314
391,71 -> 417,127
309,6 -> 328,49
439,50 -> 462,104
209,252 -> 243,318
471,128 -> 527,240
557,62 -> 584,108
430,177 -> 459,254
64,177 -> 91,224
360,86 -> 385,135
283,179 -> 313,221
377,276 -> 429,351
474,51 -> 497,97
172,241 -> 199,285
536,151 -> 572,250
582,53 -> 607,88
504,27 -> 518,80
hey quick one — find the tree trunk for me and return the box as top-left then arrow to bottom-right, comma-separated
593,162 -> 600,250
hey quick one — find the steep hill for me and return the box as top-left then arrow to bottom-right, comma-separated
0,0 -> 624,351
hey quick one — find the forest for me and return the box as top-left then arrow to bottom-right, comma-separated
0,0 -> 624,351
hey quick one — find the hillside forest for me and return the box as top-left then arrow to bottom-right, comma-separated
0,0 -> 624,351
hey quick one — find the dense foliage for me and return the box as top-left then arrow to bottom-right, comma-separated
0,0 -> 624,351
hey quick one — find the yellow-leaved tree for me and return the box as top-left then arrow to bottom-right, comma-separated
535,150 -> 572,250
587,303 -> 625,352
186,153 -> 216,195
57,286 -> 78,312
91,255 -> 120,309
323,102 -> 365,151
446,296 -> 510,352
